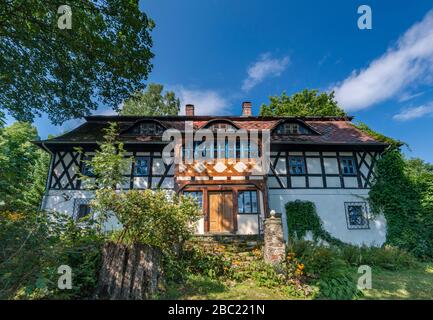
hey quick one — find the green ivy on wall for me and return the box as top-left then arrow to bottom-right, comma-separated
369,149 -> 433,259
285,200 -> 343,245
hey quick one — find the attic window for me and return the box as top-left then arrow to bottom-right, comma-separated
206,122 -> 237,132
275,122 -> 311,135
127,122 -> 165,136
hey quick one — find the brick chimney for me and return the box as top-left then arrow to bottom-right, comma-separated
241,101 -> 252,117
185,104 -> 195,116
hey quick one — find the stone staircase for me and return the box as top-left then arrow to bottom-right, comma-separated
187,234 -> 264,270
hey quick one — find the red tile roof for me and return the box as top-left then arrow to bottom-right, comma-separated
34,115 -> 388,148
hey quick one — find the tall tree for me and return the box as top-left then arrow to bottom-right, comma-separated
260,89 -> 347,117
0,1 -> 154,124
120,83 -> 180,116
0,122 -> 49,212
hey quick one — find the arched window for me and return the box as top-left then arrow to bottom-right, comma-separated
274,122 -> 312,135
123,121 -> 165,136
203,120 -> 239,132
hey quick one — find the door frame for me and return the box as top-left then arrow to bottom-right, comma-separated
208,191 -> 233,233
180,184 -> 261,233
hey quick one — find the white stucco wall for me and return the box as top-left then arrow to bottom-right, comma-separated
42,190 -> 120,232
268,189 -> 386,246
237,214 -> 259,234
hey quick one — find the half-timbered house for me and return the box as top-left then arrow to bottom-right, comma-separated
35,102 -> 388,246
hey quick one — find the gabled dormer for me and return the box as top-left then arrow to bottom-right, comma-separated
201,119 -> 240,132
121,120 -> 166,136
272,119 -> 318,135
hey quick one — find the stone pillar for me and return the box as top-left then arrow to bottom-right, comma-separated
263,211 -> 286,265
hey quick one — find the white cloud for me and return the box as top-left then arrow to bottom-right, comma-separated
242,53 -> 290,91
393,103 -> 433,121
177,87 -> 230,115
334,10 -> 433,111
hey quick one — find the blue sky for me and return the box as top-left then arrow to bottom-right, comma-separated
6,0 -> 433,163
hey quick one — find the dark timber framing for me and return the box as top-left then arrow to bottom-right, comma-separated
268,150 -> 379,189
49,150 -> 174,191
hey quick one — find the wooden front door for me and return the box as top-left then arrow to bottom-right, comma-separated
208,192 -> 233,233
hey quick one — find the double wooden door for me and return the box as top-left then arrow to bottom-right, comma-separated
208,192 -> 233,233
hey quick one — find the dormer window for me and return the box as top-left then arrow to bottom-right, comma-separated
125,121 -> 165,136
207,123 -> 237,132
275,122 -> 311,135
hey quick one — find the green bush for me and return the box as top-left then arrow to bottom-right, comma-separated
287,241 -> 362,299
369,149 -> 433,259
94,189 -> 202,251
0,211 -> 103,299
339,245 -> 418,270
168,244 -> 231,281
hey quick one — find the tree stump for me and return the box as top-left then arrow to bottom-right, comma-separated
95,242 -> 162,300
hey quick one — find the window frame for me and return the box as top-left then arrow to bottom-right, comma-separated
126,121 -> 165,136
238,190 -> 259,214
344,202 -> 370,230
133,156 -> 150,177
73,198 -> 93,221
341,156 -> 357,176
81,155 -> 95,177
288,156 -> 306,175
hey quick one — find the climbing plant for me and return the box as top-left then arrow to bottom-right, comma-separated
285,200 -> 343,245
369,149 -> 433,258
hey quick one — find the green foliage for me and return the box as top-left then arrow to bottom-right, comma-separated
285,200 -> 343,245
0,122 -> 49,212
96,189 -> 202,251
369,149 -> 433,258
79,122 -> 131,191
167,244 -> 231,282
288,241 -> 363,300
1,1 -> 154,124
120,83 -> 180,116
259,89 -> 347,117
0,210 -> 103,299
353,122 -> 403,148
339,245 -> 418,271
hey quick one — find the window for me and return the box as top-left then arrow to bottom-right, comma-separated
288,156 -> 306,175
238,191 -> 259,214
73,198 -> 93,221
134,157 -> 149,176
207,122 -> 237,132
276,122 -> 310,135
82,155 -> 94,177
128,122 -> 165,136
183,191 -> 203,209
341,157 -> 356,175
183,140 -> 260,160
345,202 -> 369,229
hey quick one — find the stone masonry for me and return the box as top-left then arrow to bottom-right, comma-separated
263,211 -> 286,265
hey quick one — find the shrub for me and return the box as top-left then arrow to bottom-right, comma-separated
0,210 -> 103,299
95,189 -> 201,251
167,244 -> 231,281
369,149 -> 433,259
339,245 -> 418,270
287,241 -> 363,300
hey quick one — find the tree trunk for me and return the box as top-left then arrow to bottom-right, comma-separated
95,242 -> 162,300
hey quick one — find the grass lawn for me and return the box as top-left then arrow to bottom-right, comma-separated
161,263 -> 433,300
361,263 -> 433,300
